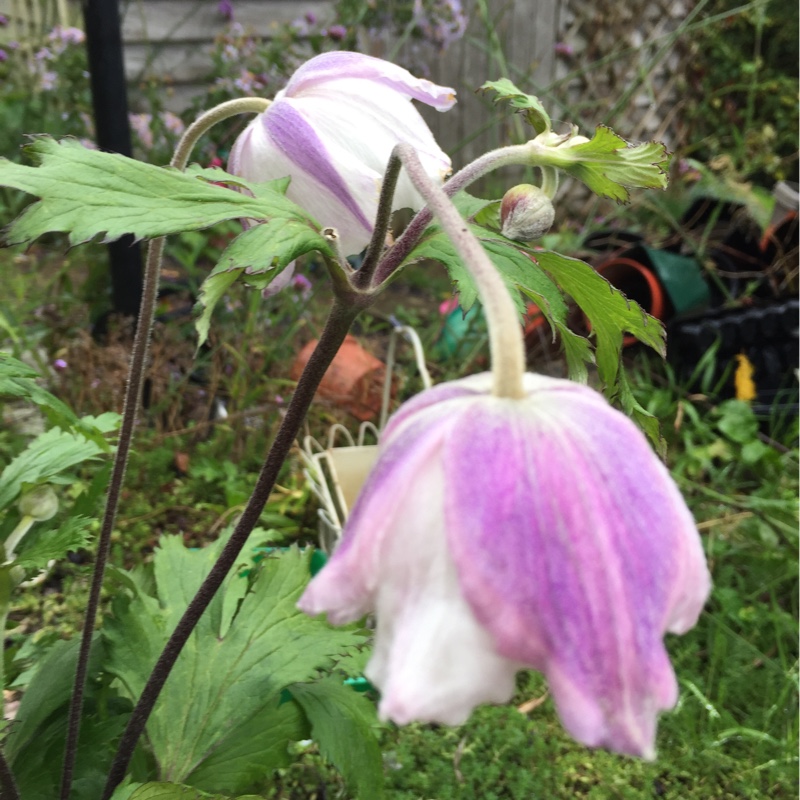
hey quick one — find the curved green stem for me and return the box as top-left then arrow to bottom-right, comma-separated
100,299 -> 361,800
539,166 -> 559,198
59,97 -> 269,800
393,144 -> 525,399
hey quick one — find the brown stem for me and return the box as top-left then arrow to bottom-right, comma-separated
353,151 -> 403,290
0,746 -> 21,800
59,235 -> 163,800
100,300 -> 360,800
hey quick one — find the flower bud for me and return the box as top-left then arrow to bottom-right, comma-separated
18,485 -> 59,521
500,184 -> 555,241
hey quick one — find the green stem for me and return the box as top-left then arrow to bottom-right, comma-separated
394,144 -> 525,399
101,299 -> 361,800
2,516 -> 34,562
59,97 -> 270,800
539,166 -> 559,198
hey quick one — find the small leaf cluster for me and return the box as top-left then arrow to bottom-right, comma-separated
0,354 -> 120,572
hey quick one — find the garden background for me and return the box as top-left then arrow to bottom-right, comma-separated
0,0 -> 797,798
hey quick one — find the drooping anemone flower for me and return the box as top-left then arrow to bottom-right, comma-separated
228,51 -> 455,257
293,123 -> 710,758
298,371 -> 711,758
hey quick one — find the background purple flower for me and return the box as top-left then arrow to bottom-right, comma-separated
218,0 -> 234,21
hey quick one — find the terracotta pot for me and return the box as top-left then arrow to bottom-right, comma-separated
594,258 -> 666,346
291,335 -> 387,421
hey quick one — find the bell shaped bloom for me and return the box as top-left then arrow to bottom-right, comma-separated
299,372 -> 711,759
229,51 -> 455,257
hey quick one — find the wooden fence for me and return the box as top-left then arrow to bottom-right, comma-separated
1,0 -> 694,170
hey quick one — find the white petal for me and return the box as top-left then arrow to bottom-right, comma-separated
365,460 -> 520,726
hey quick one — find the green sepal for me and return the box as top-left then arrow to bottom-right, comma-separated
535,126 -> 670,202
480,78 -> 552,134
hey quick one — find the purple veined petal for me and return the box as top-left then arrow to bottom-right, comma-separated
444,389 -> 710,757
298,408 -> 461,623
364,458 -> 521,727
232,103 -> 376,255
264,103 -> 372,232
288,78 -> 452,212
282,51 -> 456,111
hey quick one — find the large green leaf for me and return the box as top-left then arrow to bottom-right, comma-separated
195,218 -> 335,346
403,193 -> 665,397
529,250 -> 665,389
405,193 -> 592,382
104,540 -> 367,795
0,138 -> 309,246
290,678 -> 384,800
126,783 -> 262,800
4,634 -> 132,800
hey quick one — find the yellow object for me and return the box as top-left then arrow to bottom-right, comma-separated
734,353 -> 757,402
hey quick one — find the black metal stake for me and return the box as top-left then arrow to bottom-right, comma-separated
82,0 -> 143,317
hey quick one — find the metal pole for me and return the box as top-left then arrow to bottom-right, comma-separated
82,0 -> 143,317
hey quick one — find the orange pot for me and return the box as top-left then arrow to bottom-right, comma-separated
594,258 -> 666,346
291,335 -> 388,421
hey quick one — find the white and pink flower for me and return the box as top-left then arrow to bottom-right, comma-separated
228,51 -> 455,257
299,371 -> 711,759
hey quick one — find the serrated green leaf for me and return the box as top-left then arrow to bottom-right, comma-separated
0,137 -> 308,246
0,423 -> 115,511
289,678 -> 384,800
13,514 -> 93,568
531,250 -> 666,390
480,78 -> 551,133
536,126 -> 669,201
195,218 -> 334,346
128,781 -> 263,800
104,541 -> 367,795
405,193 -> 593,380
617,367 -> 665,455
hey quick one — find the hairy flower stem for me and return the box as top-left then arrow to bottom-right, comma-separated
394,144 -> 525,398
101,299 -> 359,800
0,749 -> 21,800
60,97 -> 270,800
354,151 -> 403,289
371,143 -> 532,288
